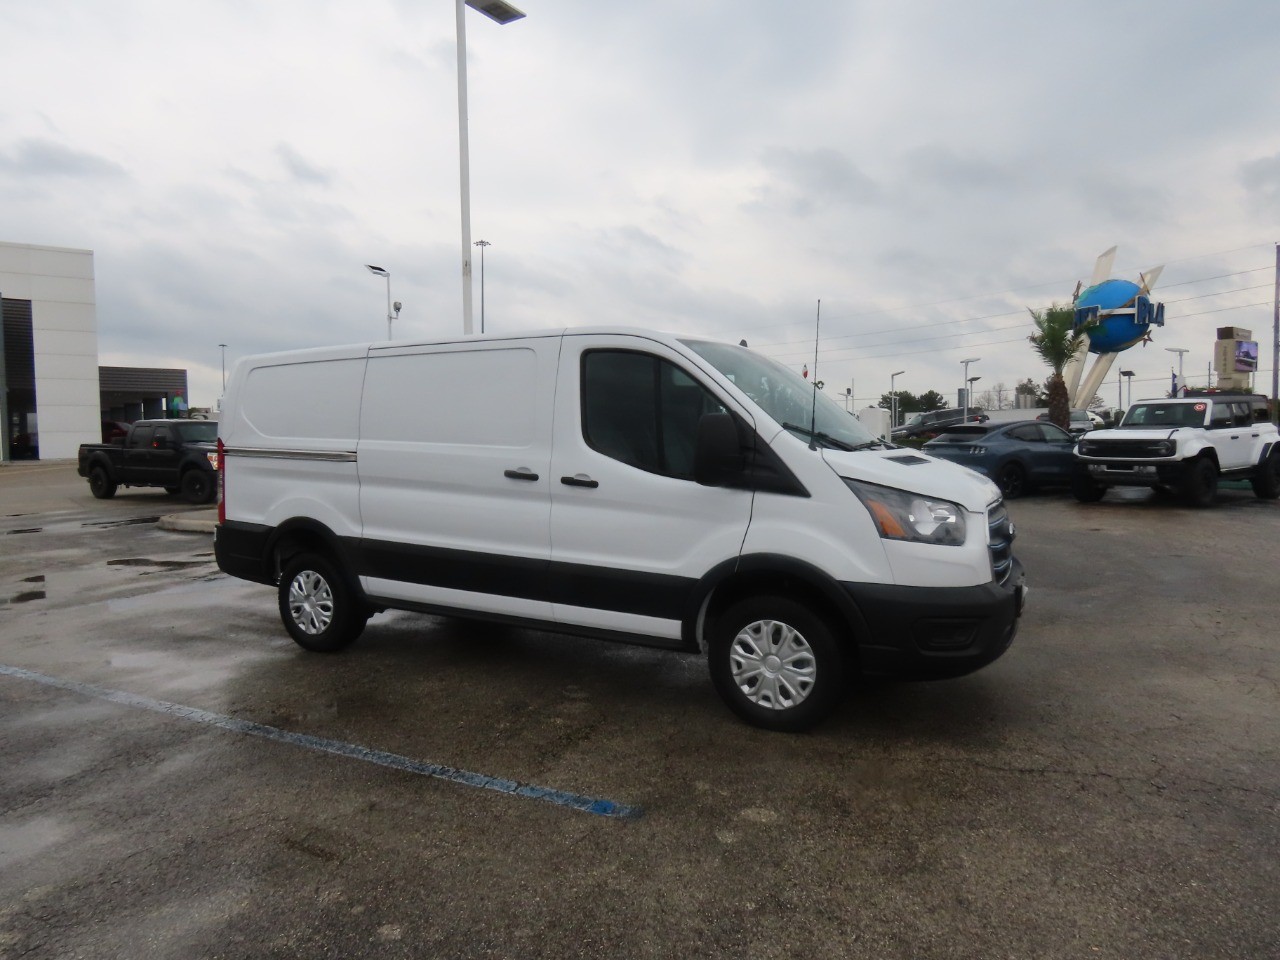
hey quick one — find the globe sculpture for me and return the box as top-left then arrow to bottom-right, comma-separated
1063,247 -> 1165,410
1074,277 -> 1165,354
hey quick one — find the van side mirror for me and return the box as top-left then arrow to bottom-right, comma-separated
694,412 -> 744,486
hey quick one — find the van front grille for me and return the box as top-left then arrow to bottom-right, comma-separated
987,500 -> 1014,585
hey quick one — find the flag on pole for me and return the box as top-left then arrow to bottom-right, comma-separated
802,363 -> 809,379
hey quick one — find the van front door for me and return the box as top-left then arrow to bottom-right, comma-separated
548,334 -> 754,643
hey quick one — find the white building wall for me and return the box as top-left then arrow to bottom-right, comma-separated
0,242 -> 101,460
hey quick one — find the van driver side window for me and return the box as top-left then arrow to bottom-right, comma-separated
582,351 -> 726,479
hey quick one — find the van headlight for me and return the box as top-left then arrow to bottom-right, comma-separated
844,479 -> 967,546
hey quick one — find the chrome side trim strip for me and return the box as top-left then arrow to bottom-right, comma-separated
223,447 -> 357,463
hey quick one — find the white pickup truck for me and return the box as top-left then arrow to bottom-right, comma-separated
1072,393 -> 1279,507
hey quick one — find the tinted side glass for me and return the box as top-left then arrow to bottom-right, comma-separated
127,426 -> 154,449
582,351 -> 723,479
1210,403 -> 1233,428
1006,425 -> 1040,442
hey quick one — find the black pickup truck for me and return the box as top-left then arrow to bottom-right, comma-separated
78,419 -> 219,504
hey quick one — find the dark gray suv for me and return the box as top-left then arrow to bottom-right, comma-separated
892,407 -> 987,441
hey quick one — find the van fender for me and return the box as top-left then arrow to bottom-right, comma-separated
263,517 -> 362,590
683,553 -> 871,654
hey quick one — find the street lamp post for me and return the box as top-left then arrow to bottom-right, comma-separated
1165,346 -> 1188,393
1120,369 -> 1135,410
890,370 -> 905,429
456,0 -> 525,335
967,376 -> 982,418
219,343 -> 227,392
960,357 -> 980,422
365,264 -> 393,340
474,239 -> 490,334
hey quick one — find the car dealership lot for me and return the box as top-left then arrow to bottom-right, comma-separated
2,463 -> 1278,959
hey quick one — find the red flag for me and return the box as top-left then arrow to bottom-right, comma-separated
802,363 -> 809,379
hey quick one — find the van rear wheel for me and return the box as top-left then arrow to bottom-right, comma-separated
708,595 -> 845,732
278,553 -> 368,652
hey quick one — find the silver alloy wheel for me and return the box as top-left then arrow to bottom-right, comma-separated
288,569 -> 335,635
729,618 -> 817,710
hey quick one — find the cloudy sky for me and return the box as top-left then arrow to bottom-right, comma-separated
3,0 -> 1279,409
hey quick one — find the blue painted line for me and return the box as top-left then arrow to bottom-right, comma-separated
0,664 -> 641,820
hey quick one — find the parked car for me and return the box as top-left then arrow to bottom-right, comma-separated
924,420 -> 1078,499
892,407 -> 987,441
1036,409 -> 1103,435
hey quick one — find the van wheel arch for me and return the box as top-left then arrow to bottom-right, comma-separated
691,558 -> 864,672
269,522 -> 374,623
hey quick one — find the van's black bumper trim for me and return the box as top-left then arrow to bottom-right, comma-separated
214,520 -> 274,585
844,558 -> 1024,679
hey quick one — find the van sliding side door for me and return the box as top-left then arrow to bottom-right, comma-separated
356,337 -> 557,620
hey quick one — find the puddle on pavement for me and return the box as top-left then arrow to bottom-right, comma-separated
108,558 -> 211,570
82,516 -> 161,529
0,815 -> 71,865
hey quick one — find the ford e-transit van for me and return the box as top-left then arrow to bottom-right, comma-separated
215,328 -> 1025,731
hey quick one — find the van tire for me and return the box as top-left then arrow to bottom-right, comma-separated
278,553 -> 368,652
89,466 -> 117,499
708,595 -> 845,732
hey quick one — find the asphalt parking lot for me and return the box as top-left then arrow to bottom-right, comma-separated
2,462 -> 1278,959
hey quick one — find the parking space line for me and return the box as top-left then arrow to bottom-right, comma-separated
0,664 -> 641,820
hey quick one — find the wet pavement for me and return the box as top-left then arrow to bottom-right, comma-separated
1,461 -> 1278,959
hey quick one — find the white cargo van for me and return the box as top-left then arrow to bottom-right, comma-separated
215,328 -> 1025,731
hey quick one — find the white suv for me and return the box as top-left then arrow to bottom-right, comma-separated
1073,394 -> 1279,507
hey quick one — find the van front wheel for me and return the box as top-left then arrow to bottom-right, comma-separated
708,596 -> 845,732
278,553 -> 368,652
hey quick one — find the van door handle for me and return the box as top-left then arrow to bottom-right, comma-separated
504,468 -> 539,481
560,474 -> 599,488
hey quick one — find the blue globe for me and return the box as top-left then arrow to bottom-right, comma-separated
1074,278 -> 1161,354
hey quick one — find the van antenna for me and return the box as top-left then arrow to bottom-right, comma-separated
809,299 -> 821,450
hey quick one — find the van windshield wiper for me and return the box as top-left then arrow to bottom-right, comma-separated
781,423 -> 855,451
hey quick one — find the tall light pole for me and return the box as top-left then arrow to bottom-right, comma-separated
1120,369 -> 1135,409
967,376 -> 982,417
219,343 -> 227,392
890,370 -> 905,429
365,264 -> 393,340
457,0 -> 525,335
961,357 -> 980,422
1165,346 -> 1188,393
474,239 -> 491,334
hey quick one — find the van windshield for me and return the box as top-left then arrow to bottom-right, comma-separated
681,339 -> 879,448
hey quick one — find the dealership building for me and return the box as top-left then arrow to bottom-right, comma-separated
1,241 -> 190,462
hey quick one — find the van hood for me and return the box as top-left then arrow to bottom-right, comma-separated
821,447 -> 1000,512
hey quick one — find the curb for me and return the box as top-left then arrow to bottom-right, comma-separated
159,510 -> 218,534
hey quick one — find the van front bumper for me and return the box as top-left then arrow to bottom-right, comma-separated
844,559 -> 1025,679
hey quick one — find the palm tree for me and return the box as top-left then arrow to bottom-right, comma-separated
1027,303 -> 1096,430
